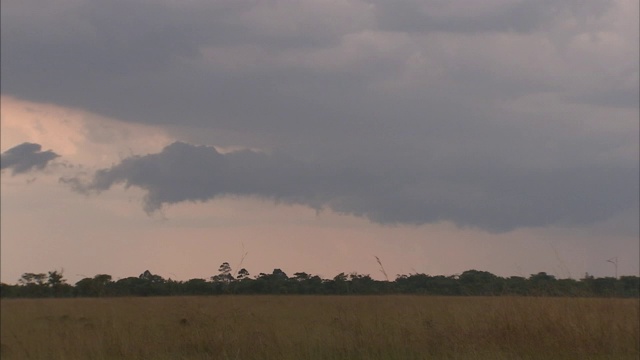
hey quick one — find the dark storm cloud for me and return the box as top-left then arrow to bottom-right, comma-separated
2,0 -> 623,130
3,0 -> 638,232
1,0 -> 376,132
62,142 -> 319,213
63,142 -> 638,232
1,143 -> 60,175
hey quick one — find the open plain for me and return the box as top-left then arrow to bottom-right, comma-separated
1,295 -> 638,359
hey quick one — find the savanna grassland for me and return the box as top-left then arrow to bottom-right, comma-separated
1,296 -> 638,360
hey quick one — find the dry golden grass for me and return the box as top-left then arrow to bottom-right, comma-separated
1,296 -> 638,359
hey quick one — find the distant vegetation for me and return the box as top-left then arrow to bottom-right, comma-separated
2,264 -> 638,298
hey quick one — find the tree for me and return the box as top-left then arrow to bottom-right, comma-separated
74,278 -> 96,297
458,270 -> 500,295
237,268 -> 250,280
182,278 -> 212,295
589,277 -> 617,296
331,272 -> 350,294
18,273 -> 34,286
293,272 -> 311,281
0,283 -> 17,298
219,262 -> 232,275
75,274 -> 112,297
94,274 -> 113,286
504,276 -> 528,295
529,272 -> 557,295
348,273 -> 376,294
47,270 -> 65,287
268,269 -> 290,293
212,262 -> 234,283
17,273 -> 48,297
271,269 -> 288,280
19,273 -> 47,286
47,270 -> 72,297
619,276 -> 640,297
139,270 -> 164,284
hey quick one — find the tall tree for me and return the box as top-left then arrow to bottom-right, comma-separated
212,262 -> 234,283
47,270 -> 65,287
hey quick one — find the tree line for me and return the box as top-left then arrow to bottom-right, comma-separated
1,263 -> 638,298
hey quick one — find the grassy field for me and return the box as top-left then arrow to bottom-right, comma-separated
1,295 -> 638,359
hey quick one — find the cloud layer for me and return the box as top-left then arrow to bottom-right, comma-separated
63,141 -> 638,232
1,142 -> 60,175
3,0 -> 638,233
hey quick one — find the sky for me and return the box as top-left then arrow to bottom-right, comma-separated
1,0 -> 638,284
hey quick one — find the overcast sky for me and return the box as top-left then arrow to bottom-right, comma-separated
1,0 -> 638,283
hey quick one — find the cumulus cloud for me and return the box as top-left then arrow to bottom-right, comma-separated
1,142 -> 60,175
62,141 -> 638,232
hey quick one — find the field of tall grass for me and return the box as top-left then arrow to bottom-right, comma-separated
1,295 -> 638,359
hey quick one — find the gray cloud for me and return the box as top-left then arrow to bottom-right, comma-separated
2,0 -> 631,132
1,142 -> 60,175
372,0 -> 612,34
569,80 -> 640,109
62,142 -> 314,213
63,142 -> 638,232
4,1 -> 638,233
